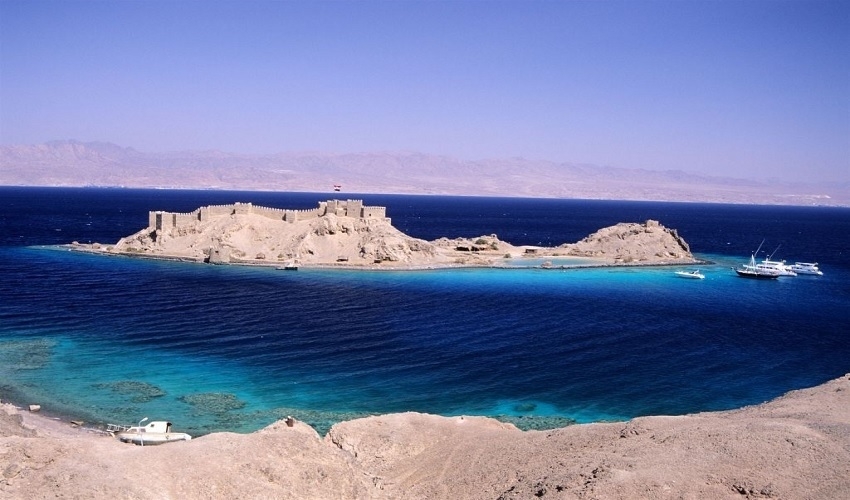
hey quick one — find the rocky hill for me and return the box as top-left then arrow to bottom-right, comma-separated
562,220 -> 692,264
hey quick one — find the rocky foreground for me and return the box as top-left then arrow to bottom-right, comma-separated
75,200 -> 696,268
2,374 -> 848,499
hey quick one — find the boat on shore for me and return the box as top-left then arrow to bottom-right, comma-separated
108,420 -> 192,446
675,269 -> 705,279
789,262 -> 823,276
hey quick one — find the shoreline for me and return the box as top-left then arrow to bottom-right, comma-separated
2,373 -> 843,438
60,243 -> 705,271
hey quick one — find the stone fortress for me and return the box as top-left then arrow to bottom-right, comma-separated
107,198 -> 428,266
148,199 -> 388,240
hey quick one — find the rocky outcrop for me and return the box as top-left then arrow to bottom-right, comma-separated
85,205 -> 696,268
560,219 -> 693,263
111,211 -> 448,267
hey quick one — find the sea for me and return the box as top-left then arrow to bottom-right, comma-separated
1,186 -> 849,436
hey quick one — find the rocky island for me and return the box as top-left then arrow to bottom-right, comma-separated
72,199 -> 697,268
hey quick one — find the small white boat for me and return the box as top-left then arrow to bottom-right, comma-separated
675,269 -> 705,279
109,420 -> 192,446
789,262 -> 823,276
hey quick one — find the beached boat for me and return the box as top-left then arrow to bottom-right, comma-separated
108,420 -> 192,446
789,262 -> 823,276
675,269 -> 705,279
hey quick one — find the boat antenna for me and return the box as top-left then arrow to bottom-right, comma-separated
767,244 -> 781,260
754,239 -> 765,256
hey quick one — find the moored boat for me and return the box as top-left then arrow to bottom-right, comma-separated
759,246 -> 796,276
789,262 -> 823,276
758,258 -> 797,276
734,254 -> 780,279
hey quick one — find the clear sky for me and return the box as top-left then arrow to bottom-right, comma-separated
1,0 -> 848,182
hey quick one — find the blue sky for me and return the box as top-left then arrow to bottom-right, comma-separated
1,0 -> 848,182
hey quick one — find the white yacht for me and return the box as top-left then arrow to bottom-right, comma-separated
759,246 -> 797,276
675,269 -> 705,279
789,262 -> 823,276
758,259 -> 797,276
735,253 -> 780,279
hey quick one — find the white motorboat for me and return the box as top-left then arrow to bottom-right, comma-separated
789,262 -> 823,276
675,269 -> 705,279
109,420 -> 192,446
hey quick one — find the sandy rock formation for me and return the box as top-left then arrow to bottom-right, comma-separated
561,219 -> 692,263
2,374 -> 848,499
90,203 -> 696,268
112,211 -> 447,267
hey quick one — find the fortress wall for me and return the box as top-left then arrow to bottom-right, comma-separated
149,209 -> 200,231
147,200 -> 387,229
252,205 -> 288,221
233,202 -> 253,215
361,206 -> 387,218
202,204 -> 238,219
173,212 -> 199,227
346,199 -> 363,217
283,207 -> 324,223
325,199 -> 346,216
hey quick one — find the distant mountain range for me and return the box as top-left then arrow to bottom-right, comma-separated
1,140 -> 846,206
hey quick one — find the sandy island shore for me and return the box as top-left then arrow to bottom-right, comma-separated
2,374 -> 849,499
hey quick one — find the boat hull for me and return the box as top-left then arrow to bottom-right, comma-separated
116,432 -> 192,445
734,269 -> 779,279
675,271 -> 704,279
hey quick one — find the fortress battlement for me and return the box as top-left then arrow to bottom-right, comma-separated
149,199 -> 387,233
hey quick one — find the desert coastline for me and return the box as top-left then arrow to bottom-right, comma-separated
3,374 -> 849,499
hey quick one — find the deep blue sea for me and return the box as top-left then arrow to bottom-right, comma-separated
1,187 -> 849,436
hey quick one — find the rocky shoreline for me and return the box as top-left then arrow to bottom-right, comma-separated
2,374 -> 848,499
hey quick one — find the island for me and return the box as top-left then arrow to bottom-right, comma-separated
70,199 -> 698,268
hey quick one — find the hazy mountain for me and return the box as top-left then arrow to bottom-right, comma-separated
1,140 -> 846,206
